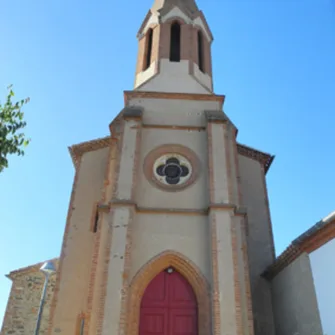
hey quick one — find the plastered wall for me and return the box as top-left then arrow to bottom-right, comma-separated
50,147 -> 109,334
271,253 -> 323,335
310,238 -> 335,335
238,154 -> 276,335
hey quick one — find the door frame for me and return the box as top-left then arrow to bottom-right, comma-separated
126,251 -> 211,335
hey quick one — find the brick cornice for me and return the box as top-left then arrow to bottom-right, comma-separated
68,136 -> 112,169
124,90 -> 225,109
262,245 -> 302,281
237,143 -> 274,174
263,214 -> 335,280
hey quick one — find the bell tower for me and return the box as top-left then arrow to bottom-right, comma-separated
134,0 -> 213,93
48,1 -> 277,335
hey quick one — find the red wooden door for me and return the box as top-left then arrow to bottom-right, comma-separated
140,268 -> 198,335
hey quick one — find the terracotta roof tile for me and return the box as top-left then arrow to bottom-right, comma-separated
263,211 -> 335,280
237,143 -> 274,174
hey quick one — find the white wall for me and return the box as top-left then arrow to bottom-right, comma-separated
137,59 -> 211,94
310,237 -> 335,335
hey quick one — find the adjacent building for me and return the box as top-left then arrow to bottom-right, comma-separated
265,211 -> 335,335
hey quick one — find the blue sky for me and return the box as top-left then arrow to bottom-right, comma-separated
1,0 -> 334,323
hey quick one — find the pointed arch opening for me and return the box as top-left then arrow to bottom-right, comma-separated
140,268 -> 198,335
144,28 -> 154,71
126,251 -> 211,335
170,22 -> 181,62
197,30 -> 204,73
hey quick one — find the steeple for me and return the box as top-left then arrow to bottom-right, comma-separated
151,0 -> 199,16
134,0 -> 214,94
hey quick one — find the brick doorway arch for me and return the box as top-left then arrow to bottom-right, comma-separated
140,268 -> 197,335
126,251 -> 211,335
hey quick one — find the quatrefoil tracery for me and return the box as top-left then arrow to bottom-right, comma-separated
155,157 -> 190,185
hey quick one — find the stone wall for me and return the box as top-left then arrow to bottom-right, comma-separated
1,260 -> 58,335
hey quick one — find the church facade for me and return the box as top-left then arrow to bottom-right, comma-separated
1,1 -> 333,335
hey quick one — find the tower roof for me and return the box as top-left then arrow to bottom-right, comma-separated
151,0 -> 199,16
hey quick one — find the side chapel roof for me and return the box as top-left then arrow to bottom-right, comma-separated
263,210 -> 335,280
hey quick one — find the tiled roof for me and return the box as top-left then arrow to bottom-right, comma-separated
263,210 -> 335,280
237,143 -> 274,174
68,136 -> 111,168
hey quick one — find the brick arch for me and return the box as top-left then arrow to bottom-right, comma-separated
126,250 -> 211,335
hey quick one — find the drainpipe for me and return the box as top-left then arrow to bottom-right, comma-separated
79,316 -> 85,335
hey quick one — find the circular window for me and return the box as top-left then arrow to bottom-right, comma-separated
143,144 -> 200,192
153,154 -> 192,186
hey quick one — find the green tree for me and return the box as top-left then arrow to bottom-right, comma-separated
0,85 -> 30,172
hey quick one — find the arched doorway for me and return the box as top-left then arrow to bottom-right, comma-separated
139,267 -> 198,335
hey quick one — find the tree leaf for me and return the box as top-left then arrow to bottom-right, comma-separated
0,85 -> 30,173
